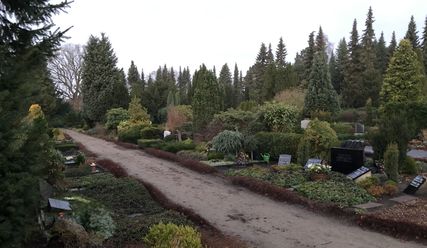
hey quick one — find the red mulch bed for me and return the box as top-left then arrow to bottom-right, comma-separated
96,159 -> 128,178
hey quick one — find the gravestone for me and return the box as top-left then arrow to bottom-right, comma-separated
64,155 -> 77,166
278,154 -> 292,166
346,166 -> 371,183
301,119 -> 310,129
331,147 -> 364,174
304,158 -> 322,169
355,123 -> 365,134
403,175 -> 426,195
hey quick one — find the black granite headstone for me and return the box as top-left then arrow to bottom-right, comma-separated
403,175 -> 426,195
331,147 -> 364,174
346,166 -> 370,180
304,158 -> 322,169
278,154 -> 292,166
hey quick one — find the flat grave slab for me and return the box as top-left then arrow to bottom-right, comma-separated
304,158 -> 322,169
354,202 -> 383,210
390,195 -> 418,204
403,175 -> 426,195
347,166 -> 371,182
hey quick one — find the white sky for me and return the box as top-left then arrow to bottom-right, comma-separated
53,0 -> 427,77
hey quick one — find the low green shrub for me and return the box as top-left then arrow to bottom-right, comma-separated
64,164 -> 92,178
160,140 -> 196,153
331,122 -> 353,134
258,102 -> 300,132
176,150 -> 207,161
207,151 -> 224,160
118,121 -> 147,143
144,222 -> 202,248
357,176 -> 380,190
255,132 -> 302,161
141,126 -> 163,139
212,130 -> 243,155
400,156 -> 419,175
138,139 -> 165,149
384,143 -> 399,182
55,142 -> 78,151
225,166 -> 270,180
105,108 -> 129,130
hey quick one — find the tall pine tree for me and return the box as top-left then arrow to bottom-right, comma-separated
276,37 -> 287,67
422,16 -> 427,73
334,38 -> 349,95
219,64 -> 233,109
127,60 -> 143,98
388,31 -> 397,59
405,15 -> 420,49
232,63 -> 243,107
376,32 -> 389,74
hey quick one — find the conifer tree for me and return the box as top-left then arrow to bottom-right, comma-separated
219,64 -> 233,109
276,37 -> 288,68
422,16 -> 427,73
127,61 -> 142,98
388,31 -> 397,59
303,52 -> 340,116
303,32 -> 316,81
81,33 -> 128,123
376,32 -> 389,74
315,26 -> 326,54
266,43 -> 275,64
192,65 -> 221,131
380,39 -> 424,104
329,51 -> 339,93
334,38 -> 349,95
405,15 -> 420,49
141,69 -> 146,91
233,63 -> 243,107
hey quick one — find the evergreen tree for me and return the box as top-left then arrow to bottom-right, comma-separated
114,68 -> 131,108
192,65 -> 221,131
388,31 -> 397,59
376,32 -> 389,74
422,16 -> 427,73
303,52 -> 340,116
0,1 -> 69,246
329,51 -> 339,94
380,39 -> 424,104
303,32 -> 316,82
360,7 -> 381,105
232,63 -> 243,107
81,33 -> 128,123
127,60 -> 142,98
141,69 -> 146,92
342,19 -> 364,107
276,37 -> 287,67
315,26 -> 326,54
334,38 -> 349,95
177,67 -> 190,105
405,15 -> 420,49
266,43 -> 275,64
247,43 -> 268,102
219,64 -> 233,109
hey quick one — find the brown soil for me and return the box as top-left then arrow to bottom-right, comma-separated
65,129 -> 424,248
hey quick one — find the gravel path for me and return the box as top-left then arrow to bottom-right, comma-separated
65,130 -> 424,248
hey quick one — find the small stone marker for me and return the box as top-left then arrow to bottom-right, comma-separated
403,175 -> 426,195
301,119 -> 310,129
64,155 -> 77,165
304,158 -> 322,169
278,154 -> 292,166
346,166 -> 371,183
354,123 -> 365,134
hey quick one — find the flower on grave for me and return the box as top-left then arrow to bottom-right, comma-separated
307,163 -> 331,174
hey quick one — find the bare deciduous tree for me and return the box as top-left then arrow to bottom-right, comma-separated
49,44 -> 84,111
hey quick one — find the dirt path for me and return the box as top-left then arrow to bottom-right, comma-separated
65,130 -> 423,248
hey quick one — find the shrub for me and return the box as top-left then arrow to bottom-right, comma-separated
330,122 -> 353,135
273,87 -> 306,110
105,108 -> 129,130
211,130 -> 243,155
297,119 -> 339,165
117,121 -> 147,143
367,185 -> 385,198
357,176 -> 380,190
238,100 -> 258,111
160,141 -> 196,153
383,180 -> 399,196
141,126 -> 163,139
310,111 -> 332,122
258,102 -> 300,132
336,109 -> 363,123
176,150 -> 207,161
86,208 -> 116,240
400,156 -> 419,175
144,222 -> 202,248
96,159 -> 128,178
138,139 -> 165,149
384,143 -> 399,182
207,151 -> 224,160
255,132 -> 302,161
50,219 -> 90,248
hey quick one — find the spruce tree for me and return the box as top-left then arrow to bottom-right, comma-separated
127,61 -> 142,98
0,1 -> 69,246
388,31 -> 397,59
380,39 -> 424,104
192,65 -> 221,131
329,51 -> 339,94
376,32 -> 389,74
266,43 -> 275,64
81,33 -> 128,123
232,63 -> 243,107
114,68 -> 131,108
303,52 -> 340,116
315,26 -> 326,54
303,32 -> 316,81
405,15 -> 420,49
219,64 -> 233,109
334,38 -> 349,95
422,16 -> 427,73
276,37 -> 287,68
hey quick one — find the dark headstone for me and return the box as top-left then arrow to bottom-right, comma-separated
403,175 -> 426,195
278,154 -> 292,166
341,140 -> 365,149
331,147 -> 364,174
304,158 -> 322,169
346,166 -> 370,180
355,123 -> 365,134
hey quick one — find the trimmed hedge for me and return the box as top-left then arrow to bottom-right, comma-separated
141,126 -> 163,139
254,132 -> 302,161
138,139 -> 165,149
161,141 -> 196,153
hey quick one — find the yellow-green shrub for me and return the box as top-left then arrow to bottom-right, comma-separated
144,222 -> 202,248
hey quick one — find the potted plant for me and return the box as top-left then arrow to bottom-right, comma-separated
307,163 -> 331,181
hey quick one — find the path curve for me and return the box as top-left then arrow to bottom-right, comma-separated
65,130 -> 423,248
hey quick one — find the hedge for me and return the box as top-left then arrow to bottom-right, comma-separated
254,132 -> 302,162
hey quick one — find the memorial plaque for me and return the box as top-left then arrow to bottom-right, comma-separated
347,166 -> 371,180
278,154 -> 292,166
403,175 -> 426,195
331,147 -> 364,174
64,155 -> 77,165
355,123 -> 365,134
304,158 -> 322,169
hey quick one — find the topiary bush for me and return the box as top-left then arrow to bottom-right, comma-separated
254,132 -> 302,161
384,143 -> 399,182
105,108 -> 129,130
211,130 -> 243,155
258,102 -> 300,133
207,151 -> 225,160
117,121 -> 147,143
297,119 -> 339,165
141,126 -> 163,139
160,140 -> 196,153
137,139 -> 165,149
144,222 -> 202,248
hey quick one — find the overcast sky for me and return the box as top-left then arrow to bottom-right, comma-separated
53,0 -> 427,77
